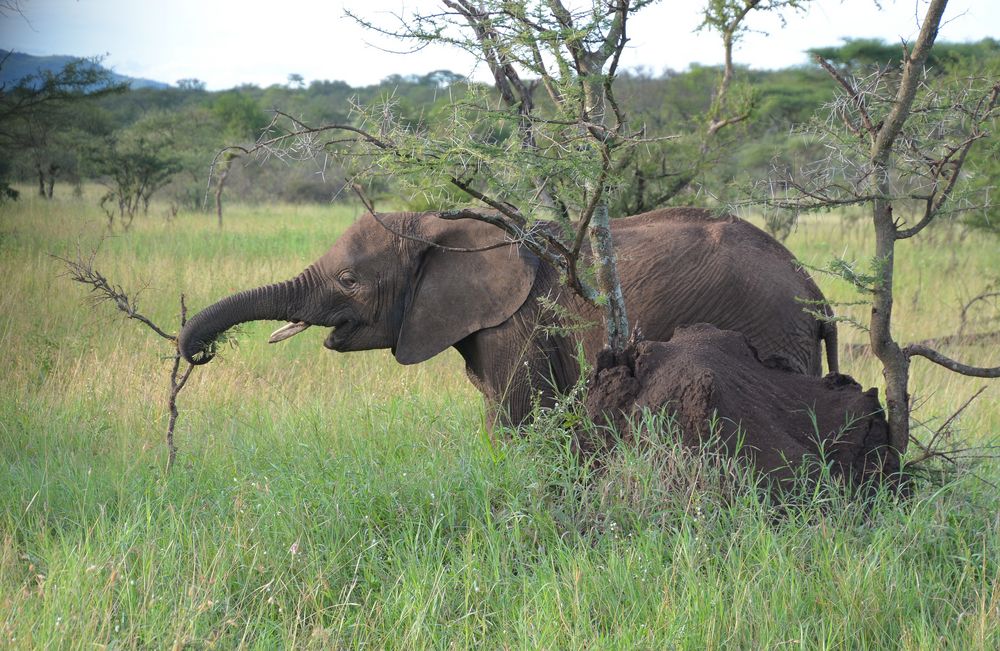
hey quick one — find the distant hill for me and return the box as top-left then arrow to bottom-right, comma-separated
0,50 -> 169,90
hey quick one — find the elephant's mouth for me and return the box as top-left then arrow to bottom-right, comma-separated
322,319 -> 354,350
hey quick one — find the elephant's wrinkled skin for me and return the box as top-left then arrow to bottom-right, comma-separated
179,207 -> 837,427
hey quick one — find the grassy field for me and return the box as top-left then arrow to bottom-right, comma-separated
1,190 -> 998,649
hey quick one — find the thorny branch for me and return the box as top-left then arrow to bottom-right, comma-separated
57,247 -> 196,470
815,56 -> 877,138
895,80 -> 1000,240
758,69 -> 998,226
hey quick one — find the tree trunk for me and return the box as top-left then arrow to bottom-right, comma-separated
578,56 -> 629,353
869,200 -> 910,454
215,165 -> 230,229
863,0 -> 949,457
634,161 -> 646,213
36,165 -> 45,198
45,164 -> 57,199
588,204 -> 629,352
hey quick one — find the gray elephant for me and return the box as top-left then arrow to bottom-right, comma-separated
179,207 -> 838,427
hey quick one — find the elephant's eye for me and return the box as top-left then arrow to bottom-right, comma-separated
338,272 -> 359,291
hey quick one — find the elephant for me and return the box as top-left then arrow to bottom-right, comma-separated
178,207 -> 838,428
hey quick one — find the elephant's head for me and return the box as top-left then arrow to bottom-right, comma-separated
178,212 -> 539,366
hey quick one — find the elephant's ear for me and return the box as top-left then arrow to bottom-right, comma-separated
394,216 -> 538,365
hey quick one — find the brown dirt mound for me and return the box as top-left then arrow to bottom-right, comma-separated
583,324 -> 900,491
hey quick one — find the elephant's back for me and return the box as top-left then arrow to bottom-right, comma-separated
612,207 -> 815,289
612,207 -> 797,260
609,207 -> 825,373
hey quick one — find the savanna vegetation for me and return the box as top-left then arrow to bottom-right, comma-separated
1,191 -> 998,647
2,0 -> 999,646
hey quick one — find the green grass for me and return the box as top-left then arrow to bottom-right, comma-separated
1,191 -> 998,648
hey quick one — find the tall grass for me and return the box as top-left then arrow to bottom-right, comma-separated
0,192 -> 997,648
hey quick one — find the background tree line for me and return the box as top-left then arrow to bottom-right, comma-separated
1,37 -> 997,235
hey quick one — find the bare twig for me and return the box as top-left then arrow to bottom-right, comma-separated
959,289 -> 1000,337
923,386 -> 988,456
0,0 -> 24,18
896,82 -> 1000,240
907,387 -> 996,479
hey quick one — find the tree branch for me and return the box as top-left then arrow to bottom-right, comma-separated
896,81 -> 1000,239
905,344 -> 1000,378
350,183 -> 515,254
167,296 -> 195,469
870,0 -> 948,165
844,330 -> 1000,356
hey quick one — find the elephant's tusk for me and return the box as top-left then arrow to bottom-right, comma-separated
268,321 -> 311,343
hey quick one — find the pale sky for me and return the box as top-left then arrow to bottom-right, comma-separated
2,0 -> 998,89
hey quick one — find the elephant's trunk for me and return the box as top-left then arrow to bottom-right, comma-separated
178,267 -> 320,365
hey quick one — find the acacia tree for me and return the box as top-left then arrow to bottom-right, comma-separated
419,0 -> 643,349
225,0 -> 809,354
91,122 -> 181,230
758,0 -> 1000,454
